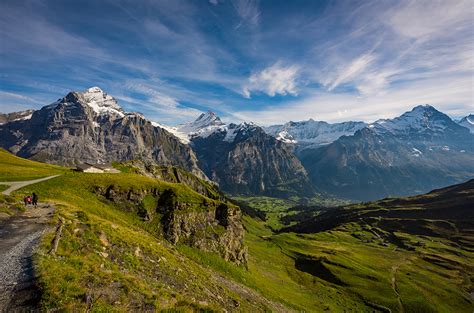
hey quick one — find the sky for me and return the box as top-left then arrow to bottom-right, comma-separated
0,0 -> 473,125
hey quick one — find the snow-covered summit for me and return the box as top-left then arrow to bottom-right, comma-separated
153,112 -> 259,144
177,111 -> 225,135
458,114 -> 474,133
79,87 -> 125,117
370,105 -> 455,135
264,119 -> 367,148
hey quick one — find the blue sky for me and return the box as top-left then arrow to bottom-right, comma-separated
0,0 -> 472,125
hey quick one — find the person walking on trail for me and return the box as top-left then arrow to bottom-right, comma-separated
24,196 -> 29,206
32,193 -> 38,207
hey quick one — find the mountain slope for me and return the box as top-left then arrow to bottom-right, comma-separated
0,109 -> 35,125
300,105 -> 474,200
458,114 -> 474,133
181,113 -> 315,197
277,179 -> 473,312
0,88 -> 206,179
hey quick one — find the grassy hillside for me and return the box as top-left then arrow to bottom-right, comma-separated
281,180 -> 474,312
0,148 -> 66,181
1,149 -> 472,312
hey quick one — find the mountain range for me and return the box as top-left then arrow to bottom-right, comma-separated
1,87 -> 473,201
298,105 -> 474,200
264,119 -> 367,151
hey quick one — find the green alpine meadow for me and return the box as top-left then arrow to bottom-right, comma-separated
1,1 -> 473,312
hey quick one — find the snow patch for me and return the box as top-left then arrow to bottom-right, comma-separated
412,147 -> 422,157
12,113 -> 33,122
151,121 -> 190,144
81,87 -> 125,117
264,119 -> 366,148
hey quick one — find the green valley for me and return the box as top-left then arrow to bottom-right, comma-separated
0,149 -> 472,312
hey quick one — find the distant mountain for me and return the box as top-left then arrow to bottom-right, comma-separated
264,119 -> 366,151
182,112 -> 315,197
284,178 -> 474,234
152,111 -> 226,144
0,87 -> 206,179
458,114 -> 474,133
0,109 -> 35,125
300,105 -> 474,201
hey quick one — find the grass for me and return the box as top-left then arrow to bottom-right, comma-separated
229,193 -> 474,312
2,149 -> 472,312
18,172 -> 274,311
0,148 -> 66,181
0,150 -> 269,311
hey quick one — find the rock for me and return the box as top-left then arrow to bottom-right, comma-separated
99,251 -> 108,258
99,232 -> 109,246
190,121 -> 315,197
0,88 -> 206,179
134,246 -> 141,257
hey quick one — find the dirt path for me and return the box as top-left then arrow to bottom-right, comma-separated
210,270 -> 295,313
391,256 -> 412,313
0,175 -> 61,196
0,203 -> 55,311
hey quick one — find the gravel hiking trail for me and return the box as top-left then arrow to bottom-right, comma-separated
0,203 -> 55,312
0,175 -> 61,196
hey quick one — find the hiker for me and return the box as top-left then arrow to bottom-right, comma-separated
26,195 -> 32,205
24,196 -> 29,206
32,193 -> 38,207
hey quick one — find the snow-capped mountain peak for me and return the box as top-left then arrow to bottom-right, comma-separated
193,111 -> 225,127
458,114 -> 474,133
176,111 -> 225,138
371,104 -> 455,134
264,119 -> 367,148
151,111 -> 226,144
80,87 -> 125,117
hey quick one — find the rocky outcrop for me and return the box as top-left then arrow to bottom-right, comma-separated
117,160 -> 222,200
161,201 -> 247,265
94,185 -> 247,265
0,88 -> 206,179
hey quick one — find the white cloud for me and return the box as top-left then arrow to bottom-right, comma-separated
388,0 -> 472,40
234,74 -> 474,125
327,53 -> 376,91
243,62 -> 300,98
123,82 -> 179,107
232,0 -> 260,27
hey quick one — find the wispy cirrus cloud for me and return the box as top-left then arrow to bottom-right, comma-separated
326,53 -> 376,92
232,0 -> 260,27
234,73 -> 473,125
1,0 -> 472,125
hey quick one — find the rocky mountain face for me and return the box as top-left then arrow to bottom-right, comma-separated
458,114 -> 474,133
0,87 -> 206,179
178,113 -> 315,197
94,183 -> 247,265
300,105 -> 474,201
264,119 -> 367,152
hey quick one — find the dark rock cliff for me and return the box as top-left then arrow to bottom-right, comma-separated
94,185 -> 247,265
